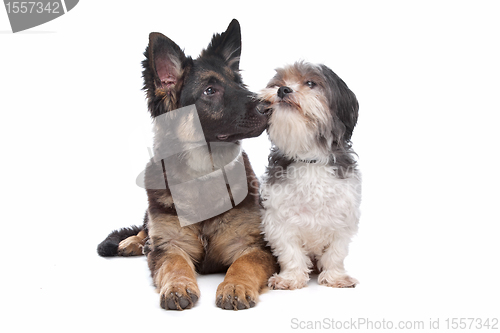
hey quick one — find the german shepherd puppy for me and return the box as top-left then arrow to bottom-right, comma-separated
97,20 -> 276,310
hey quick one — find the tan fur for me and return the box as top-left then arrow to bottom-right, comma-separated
117,230 -> 147,256
147,191 -> 277,310
154,247 -> 200,310
198,70 -> 229,84
157,193 -> 174,207
154,89 -> 178,113
216,247 -> 276,310
140,20 -> 277,310
147,212 -> 204,262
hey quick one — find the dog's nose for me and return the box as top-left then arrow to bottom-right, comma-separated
277,86 -> 293,99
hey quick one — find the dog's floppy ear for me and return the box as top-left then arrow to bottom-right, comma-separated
336,83 -> 359,141
202,19 -> 242,71
147,32 -> 187,90
321,65 -> 359,142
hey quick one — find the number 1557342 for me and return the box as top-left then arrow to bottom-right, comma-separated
5,2 -> 61,14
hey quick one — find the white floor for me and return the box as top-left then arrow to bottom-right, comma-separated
2,1 -> 500,332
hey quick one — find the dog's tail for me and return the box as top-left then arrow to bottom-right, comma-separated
97,213 -> 149,257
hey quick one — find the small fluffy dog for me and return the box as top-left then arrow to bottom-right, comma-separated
259,61 -> 361,289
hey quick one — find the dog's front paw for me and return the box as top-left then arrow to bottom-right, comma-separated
216,281 -> 258,310
159,279 -> 200,310
268,273 -> 308,290
318,272 -> 358,288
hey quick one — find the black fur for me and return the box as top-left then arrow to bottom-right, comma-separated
97,213 -> 148,257
141,20 -> 265,143
97,225 -> 143,257
201,19 -> 242,71
320,64 -> 359,143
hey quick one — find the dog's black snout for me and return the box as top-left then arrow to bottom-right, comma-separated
277,86 -> 293,99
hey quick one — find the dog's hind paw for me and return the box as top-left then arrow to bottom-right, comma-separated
117,230 -> 147,256
117,236 -> 143,256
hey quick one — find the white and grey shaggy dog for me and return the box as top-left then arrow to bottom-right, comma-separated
259,61 -> 361,290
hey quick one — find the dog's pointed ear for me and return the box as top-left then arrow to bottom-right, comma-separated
146,32 -> 187,90
202,19 -> 242,71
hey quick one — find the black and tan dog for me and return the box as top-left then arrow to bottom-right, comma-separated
97,20 -> 276,310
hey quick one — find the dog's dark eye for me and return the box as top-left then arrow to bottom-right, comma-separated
204,87 -> 216,95
306,81 -> 316,88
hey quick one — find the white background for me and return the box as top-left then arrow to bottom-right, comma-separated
1,1 -> 499,332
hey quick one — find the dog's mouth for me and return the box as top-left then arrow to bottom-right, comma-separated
266,99 -> 304,117
209,101 -> 270,142
215,127 -> 265,142
216,124 -> 268,142
278,97 -> 301,109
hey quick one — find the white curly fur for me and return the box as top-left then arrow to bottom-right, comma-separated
259,62 -> 361,289
261,162 -> 361,289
